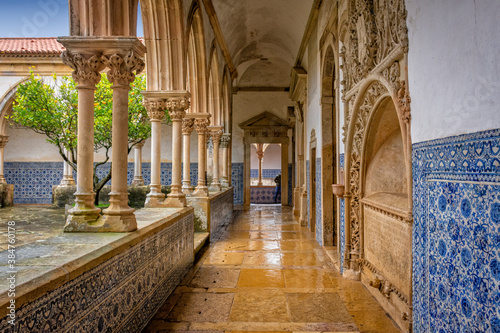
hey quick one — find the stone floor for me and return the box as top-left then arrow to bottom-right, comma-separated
143,205 -> 401,333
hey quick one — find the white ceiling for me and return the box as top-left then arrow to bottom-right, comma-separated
212,0 -> 313,87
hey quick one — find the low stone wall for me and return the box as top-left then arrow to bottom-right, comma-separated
0,207 -> 194,333
0,184 -> 13,208
52,185 -> 171,208
187,187 -> 234,241
250,186 -> 280,204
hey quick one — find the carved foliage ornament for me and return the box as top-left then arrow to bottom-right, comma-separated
143,100 -> 166,121
103,51 -> 145,86
182,118 -> 195,135
61,51 -> 105,86
340,0 -> 409,93
348,81 -> 386,254
211,129 -> 223,144
194,118 -> 210,134
398,80 -> 411,123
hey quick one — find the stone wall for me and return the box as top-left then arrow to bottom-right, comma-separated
0,208 -> 194,333
413,129 -> 500,332
210,188 -> 234,240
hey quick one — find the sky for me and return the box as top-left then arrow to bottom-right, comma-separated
0,0 -> 143,38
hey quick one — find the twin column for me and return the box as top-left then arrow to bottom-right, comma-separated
58,37 -> 145,232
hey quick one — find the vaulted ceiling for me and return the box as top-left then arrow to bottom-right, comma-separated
212,0 -> 313,88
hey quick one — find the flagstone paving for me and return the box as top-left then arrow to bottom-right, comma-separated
143,205 -> 401,333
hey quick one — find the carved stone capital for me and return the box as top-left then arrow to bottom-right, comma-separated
0,135 -> 9,148
220,133 -> 231,148
182,118 -> 195,135
61,51 -> 105,87
256,151 -> 265,159
143,100 -> 166,121
102,51 -> 145,86
194,118 -> 210,135
210,129 -> 223,144
134,141 -> 146,149
398,81 -> 411,123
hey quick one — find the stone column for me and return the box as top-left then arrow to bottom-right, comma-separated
143,98 -> 166,206
132,141 -> 145,186
60,148 -> 76,186
220,133 -> 231,187
0,135 -> 7,184
256,144 -> 264,186
60,49 -> 104,229
209,126 -> 223,192
101,51 -> 145,230
182,117 -> 195,194
164,95 -> 190,207
192,116 -> 211,196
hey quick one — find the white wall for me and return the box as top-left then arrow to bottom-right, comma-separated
232,91 -> 293,163
407,0 -> 500,143
306,22 -> 322,159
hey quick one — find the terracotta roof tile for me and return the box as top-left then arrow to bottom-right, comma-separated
0,38 -> 64,55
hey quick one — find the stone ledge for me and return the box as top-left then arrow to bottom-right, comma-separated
0,206 -> 193,319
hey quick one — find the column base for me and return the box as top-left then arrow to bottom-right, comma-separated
209,182 -> 222,192
299,190 -> 308,226
221,179 -> 229,188
192,186 -> 209,197
60,176 -> 76,186
145,185 -> 165,207
163,192 -> 187,207
65,210 -> 137,232
182,181 -> 194,195
132,177 -> 145,186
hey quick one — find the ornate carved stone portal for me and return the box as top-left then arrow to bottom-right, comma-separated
339,0 -> 413,331
239,112 -> 290,207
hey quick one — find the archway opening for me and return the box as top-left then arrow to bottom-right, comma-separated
250,143 -> 282,204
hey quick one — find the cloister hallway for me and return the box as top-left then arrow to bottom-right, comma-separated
143,205 -> 401,332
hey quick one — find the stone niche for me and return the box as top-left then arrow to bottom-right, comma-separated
360,97 -> 412,331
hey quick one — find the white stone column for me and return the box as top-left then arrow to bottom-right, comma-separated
164,94 -> 190,207
60,148 -> 76,186
182,117 -> 195,194
60,49 -> 104,229
0,135 -> 7,184
101,51 -> 145,230
143,98 -> 166,206
256,143 -> 264,186
132,141 -> 145,186
209,126 -> 223,192
220,133 -> 231,188
192,116 -> 211,196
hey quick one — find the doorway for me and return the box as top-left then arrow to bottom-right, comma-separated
250,143 -> 282,204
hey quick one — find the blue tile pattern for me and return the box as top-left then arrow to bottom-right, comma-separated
316,158 -> 322,245
231,163 -> 244,205
340,153 -> 345,275
250,169 -> 281,179
251,186 -> 280,204
413,128 -> 500,333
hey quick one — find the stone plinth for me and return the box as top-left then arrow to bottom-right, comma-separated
0,207 -> 194,332
0,184 -> 13,208
186,187 -> 234,241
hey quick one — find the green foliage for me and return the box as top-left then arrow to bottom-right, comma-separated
10,72 -> 156,204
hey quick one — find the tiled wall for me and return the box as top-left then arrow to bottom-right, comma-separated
251,186 -> 280,204
316,158 -> 322,245
4,161 -> 242,205
413,129 -> 500,332
250,168 -> 281,179
340,153 -> 345,275
0,211 -> 194,332
231,163 -> 244,206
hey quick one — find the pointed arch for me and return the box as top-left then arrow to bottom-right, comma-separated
207,42 -> 221,126
186,2 -> 208,113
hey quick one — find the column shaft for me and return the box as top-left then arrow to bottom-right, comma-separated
193,118 -> 210,196
182,118 -> 194,194
164,107 -> 187,207
132,143 -> 144,186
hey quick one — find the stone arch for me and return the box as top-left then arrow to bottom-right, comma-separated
207,43 -> 221,126
186,1 -> 208,113
319,44 -> 336,246
344,75 -> 413,329
0,78 -> 28,135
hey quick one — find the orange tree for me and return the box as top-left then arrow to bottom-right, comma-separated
10,72 -> 165,204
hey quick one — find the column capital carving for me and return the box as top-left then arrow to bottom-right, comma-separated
194,118 -> 210,135
256,151 -> 265,159
0,135 -> 9,148
61,51 -> 105,87
102,51 -> 145,86
134,140 -> 146,149
210,129 -> 223,144
143,100 -> 166,121
220,133 -> 231,148
182,118 -> 195,135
